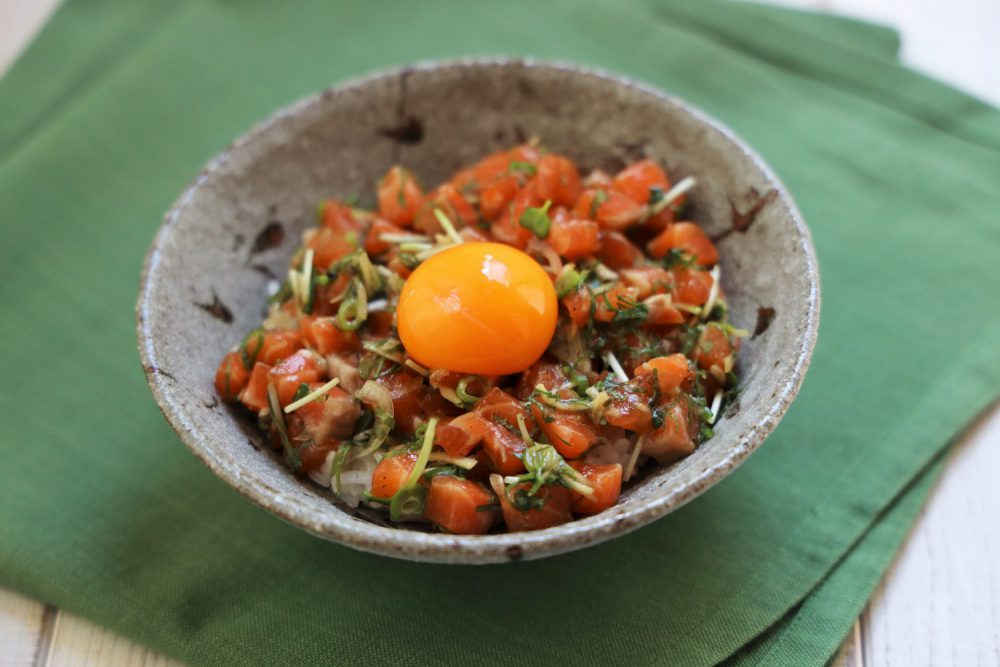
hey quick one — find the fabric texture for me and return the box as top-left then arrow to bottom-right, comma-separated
1,1 -> 998,665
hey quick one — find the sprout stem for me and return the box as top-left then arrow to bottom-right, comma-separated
284,377 -> 340,413
649,176 -> 696,215
433,209 -> 465,245
604,350 -> 629,383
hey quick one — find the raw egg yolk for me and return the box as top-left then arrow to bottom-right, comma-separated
397,242 -> 558,375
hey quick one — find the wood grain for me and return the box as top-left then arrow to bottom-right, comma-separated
0,0 -> 60,77
0,588 -> 46,666
0,0 -> 998,665
862,409 -> 1000,667
44,612 -> 183,667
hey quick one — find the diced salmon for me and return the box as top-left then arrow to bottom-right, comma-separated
596,231 -> 643,269
425,476 -> 495,534
300,316 -> 360,356
491,181 -> 542,249
413,184 -> 478,234
370,451 -> 418,499
573,189 -> 645,229
569,462 -> 622,514
375,371 -> 427,434
535,154 -> 582,207
643,400 -> 697,464
481,424 -> 528,475
269,350 -> 324,406
435,412 -> 491,457
215,351 -> 249,402
611,159 -> 669,205
548,218 -> 599,260
602,374 -> 657,433
307,227 -> 357,271
672,268 -> 714,306
593,285 -> 641,323
561,286 -> 592,328
693,323 -> 738,376
377,166 -> 423,226
531,404 -> 598,459
319,200 -> 366,235
634,354 -> 694,395
239,362 -> 272,413
480,174 -> 520,221
494,480 -> 572,532
363,217 -> 404,256
648,222 -> 718,266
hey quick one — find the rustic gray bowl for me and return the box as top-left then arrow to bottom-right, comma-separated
137,59 -> 819,563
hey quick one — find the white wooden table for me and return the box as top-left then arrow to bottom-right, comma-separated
2,1 -> 998,664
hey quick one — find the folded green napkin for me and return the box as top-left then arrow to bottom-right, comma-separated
2,1 -> 998,664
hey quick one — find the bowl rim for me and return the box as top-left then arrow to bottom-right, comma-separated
136,57 -> 820,563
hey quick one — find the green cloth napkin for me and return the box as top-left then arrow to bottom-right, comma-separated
2,1 -> 998,664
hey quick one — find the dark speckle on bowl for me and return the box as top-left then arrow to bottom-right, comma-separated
379,116 -> 424,145
754,306 -> 777,339
249,221 -> 285,255
506,545 -> 525,562
137,59 -> 820,564
194,291 -> 233,324
249,264 -> 279,280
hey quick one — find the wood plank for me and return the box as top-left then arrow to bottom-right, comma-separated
45,612 -> 185,667
0,588 -> 46,667
832,619 -> 865,667
0,0 -> 60,76
766,0 -> 1000,106
862,409 -> 1000,667
766,4 -> 1000,665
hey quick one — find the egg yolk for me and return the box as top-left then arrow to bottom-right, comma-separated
397,242 -> 558,375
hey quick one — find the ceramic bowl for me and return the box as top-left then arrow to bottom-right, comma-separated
137,59 -> 819,563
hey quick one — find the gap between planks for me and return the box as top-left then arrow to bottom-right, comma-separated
33,605 -> 60,667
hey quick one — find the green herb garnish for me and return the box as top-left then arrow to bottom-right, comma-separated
267,383 -> 300,471
651,406 -> 666,429
388,417 -> 438,521
291,383 -> 311,403
519,200 -> 552,238
589,190 -> 608,217
562,364 -> 590,395
509,160 -> 538,176
396,169 -> 409,207
554,264 -> 583,298
611,300 -> 649,327
506,443 -> 593,498
356,407 -> 395,456
330,443 -> 352,494
660,248 -> 698,269
648,185 -> 666,207
389,486 -> 427,522
335,277 -> 368,332
455,375 -> 488,407
239,328 -> 264,370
